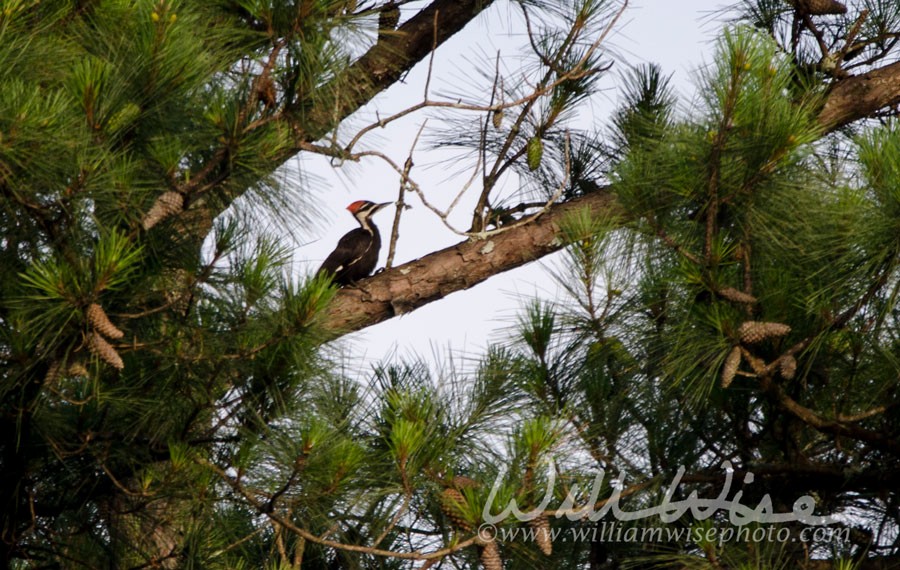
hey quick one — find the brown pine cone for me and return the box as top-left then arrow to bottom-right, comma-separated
452,475 -> 479,489
479,540 -> 503,570
44,361 -> 62,384
257,75 -> 277,109
718,287 -> 757,305
791,0 -> 847,15
87,303 -> 124,339
440,488 -> 472,532
531,513 -> 552,556
88,332 -> 124,370
738,321 -> 791,344
721,346 -> 742,389
780,355 -> 797,379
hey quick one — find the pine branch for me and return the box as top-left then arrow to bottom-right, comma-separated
321,188 -> 620,335
303,0 -> 496,141
318,57 -> 900,339
175,0 -> 497,246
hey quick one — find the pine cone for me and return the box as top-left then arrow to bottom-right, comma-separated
791,0 -> 847,15
492,109 -> 503,129
257,74 -> 277,109
440,488 -> 472,531
531,513 -> 552,556
738,321 -> 791,344
721,346 -> 741,388
718,287 -> 757,305
87,303 -> 124,339
44,361 -> 62,384
142,191 -> 184,230
479,541 -> 503,570
526,137 -> 543,171
68,362 -> 90,377
780,355 -> 797,380
88,332 -> 124,370
452,475 -> 479,489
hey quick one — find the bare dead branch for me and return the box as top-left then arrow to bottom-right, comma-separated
386,122 -> 425,268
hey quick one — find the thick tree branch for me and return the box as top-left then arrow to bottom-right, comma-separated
818,59 -> 900,129
320,59 -> 900,337
321,189 -> 620,334
305,0 -> 496,140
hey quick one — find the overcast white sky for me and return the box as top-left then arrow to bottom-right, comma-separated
294,0 -> 728,366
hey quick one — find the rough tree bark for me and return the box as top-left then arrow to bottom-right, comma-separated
817,60 -> 900,129
319,62 -> 900,338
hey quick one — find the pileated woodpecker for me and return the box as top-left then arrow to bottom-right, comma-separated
317,200 -> 391,286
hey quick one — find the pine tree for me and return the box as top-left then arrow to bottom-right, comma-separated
0,0 -> 603,567
3,1 -> 900,569
471,21 -> 900,570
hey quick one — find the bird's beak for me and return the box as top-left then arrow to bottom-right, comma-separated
375,202 -> 392,213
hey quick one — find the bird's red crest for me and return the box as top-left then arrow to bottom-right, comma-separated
346,200 -> 368,213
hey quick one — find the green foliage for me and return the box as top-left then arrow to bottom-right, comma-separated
610,63 -> 676,155
0,0 -> 369,567
3,2 -> 900,569
418,22 -> 900,569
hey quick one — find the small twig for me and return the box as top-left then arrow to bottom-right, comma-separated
648,219 -> 703,266
392,150 -> 483,237
799,12 -> 830,63
474,132 -> 574,238
294,536 -> 305,568
837,405 -> 890,423
473,0 -> 626,231
836,9 -> 869,65
340,69 -> 593,156
274,520 -> 289,565
548,477 -> 656,519
843,34 -> 900,71
339,2 -> 625,160
47,385 -> 95,406
386,122 -> 426,268
100,462 -> 152,498
474,53 -> 503,229
407,132 -> 573,239
423,8 -> 439,99
372,492 -> 413,547
210,527 -> 266,557
298,2 -> 626,242
238,39 -> 285,126
756,371 -> 900,455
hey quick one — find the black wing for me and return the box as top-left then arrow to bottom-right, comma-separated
316,228 -> 379,285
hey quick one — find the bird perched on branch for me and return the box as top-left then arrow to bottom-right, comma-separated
317,200 -> 391,286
